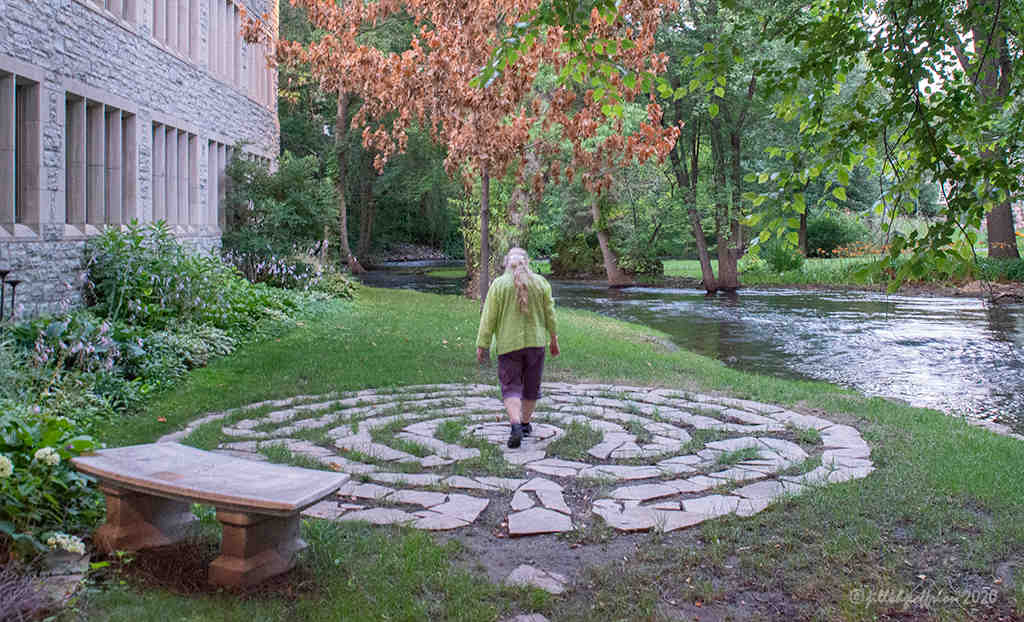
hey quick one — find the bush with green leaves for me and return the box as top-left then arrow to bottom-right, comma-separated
806,211 -> 870,258
763,239 -> 806,273
221,152 -> 337,278
0,402 -> 102,557
550,233 -> 602,276
977,257 -> 1024,282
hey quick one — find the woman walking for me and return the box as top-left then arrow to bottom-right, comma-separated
476,247 -> 560,448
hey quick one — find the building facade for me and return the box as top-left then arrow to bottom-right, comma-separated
0,0 -> 279,316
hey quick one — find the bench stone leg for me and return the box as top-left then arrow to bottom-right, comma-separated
208,510 -> 306,587
94,485 -> 197,552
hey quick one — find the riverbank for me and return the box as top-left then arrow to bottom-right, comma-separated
68,286 -> 1024,621
425,257 -> 1024,302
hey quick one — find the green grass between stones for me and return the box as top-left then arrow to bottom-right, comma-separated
81,286 -> 1024,621
545,421 -> 605,462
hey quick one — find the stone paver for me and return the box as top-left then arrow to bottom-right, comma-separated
505,565 -> 569,594
168,382 -> 876,537
508,507 -> 573,535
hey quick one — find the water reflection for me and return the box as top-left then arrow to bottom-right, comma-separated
358,269 -> 1024,432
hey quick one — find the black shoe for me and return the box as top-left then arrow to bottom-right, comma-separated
507,423 -> 523,449
521,422 -> 532,437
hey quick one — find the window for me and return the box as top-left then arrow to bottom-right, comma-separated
154,0 -> 199,57
89,0 -> 136,23
207,140 -> 230,229
1,72 -> 41,234
152,123 -> 198,227
66,93 -> 136,229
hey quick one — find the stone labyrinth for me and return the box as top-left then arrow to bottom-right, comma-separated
160,383 -> 874,536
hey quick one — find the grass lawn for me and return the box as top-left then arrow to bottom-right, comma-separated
68,286 -> 1024,621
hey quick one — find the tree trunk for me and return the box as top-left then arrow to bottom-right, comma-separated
479,165 -> 491,303
961,2 -> 1019,259
667,121 -> 718,292
356,193 -> 376,260
986,200 -> 1020,259
590,199 -> 633,287
335,92 -> 364,273
798,210 -> 808,256
356,159 -> 376,260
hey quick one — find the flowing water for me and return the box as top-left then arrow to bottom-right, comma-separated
360,265 -> 1024,433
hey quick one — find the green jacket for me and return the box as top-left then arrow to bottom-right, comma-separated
476,272 -> 557,356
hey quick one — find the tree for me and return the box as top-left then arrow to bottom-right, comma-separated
761,0 -> 1023,283
252,0 -> 676,299
484,0 -> 1024,286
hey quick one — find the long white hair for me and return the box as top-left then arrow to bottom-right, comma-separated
503,247 -> 532,312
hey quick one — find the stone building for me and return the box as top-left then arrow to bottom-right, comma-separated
0,0 -> 279,317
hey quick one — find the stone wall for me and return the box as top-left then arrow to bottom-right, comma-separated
0,0 -> 278,319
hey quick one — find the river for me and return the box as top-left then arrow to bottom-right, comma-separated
359,266 -> 1024,433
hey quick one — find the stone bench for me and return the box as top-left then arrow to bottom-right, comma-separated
72,442 -> 348,587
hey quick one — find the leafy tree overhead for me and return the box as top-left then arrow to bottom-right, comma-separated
486,0 -> 1023,285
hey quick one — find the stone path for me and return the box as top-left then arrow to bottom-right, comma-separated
159,383 -> 874,536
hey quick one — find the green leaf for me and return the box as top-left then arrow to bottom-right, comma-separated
786,231 -> 800,246
832,186 -> 847,201
714,86 -> 725,98
709,103 -> 719,118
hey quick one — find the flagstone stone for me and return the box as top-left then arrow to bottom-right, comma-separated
609,483 -> 679,501
708,467 -> 767,483
502,614 -> 550,622
338,483 -> 394,500
527,463 -> 580,477
731,479 -> 804,500
735,498 -> 772,517
419,455 -> 456,468
475,476 -> 528,491
505,565 -> 569,594
302,500 -> 347,520
388,490 -> 448,507
413,512 -> 470,530
511,490 -> 535,511
519,477 -> 563,492
587,441 -> 624,460
592,504 -> 658,531
504,450 -> 547,465
682,495 -> 742,517
653,510 -> 706,532
536,490 -> 571,514
706,437 -> 763,452
444,475 -> 498,491
339,508 -> 417,525
430,494 -> 489,522
508,507 -> 573,535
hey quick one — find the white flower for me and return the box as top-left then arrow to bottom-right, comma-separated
47,533 -> 86,555
33,447 -> 61,466
0,455 -> 12,478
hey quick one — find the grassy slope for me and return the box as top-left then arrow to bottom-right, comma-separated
80,287 -> 1024,621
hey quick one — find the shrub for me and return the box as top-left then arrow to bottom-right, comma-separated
618,252 -> 664,276
222,152 -> 337,260
0,402 -> 102,556
763,239 -> 806,273
977,257 -> 1024,282
806,211 -> 871,258
85,221 -> 252,332
550,233 -> 602,276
